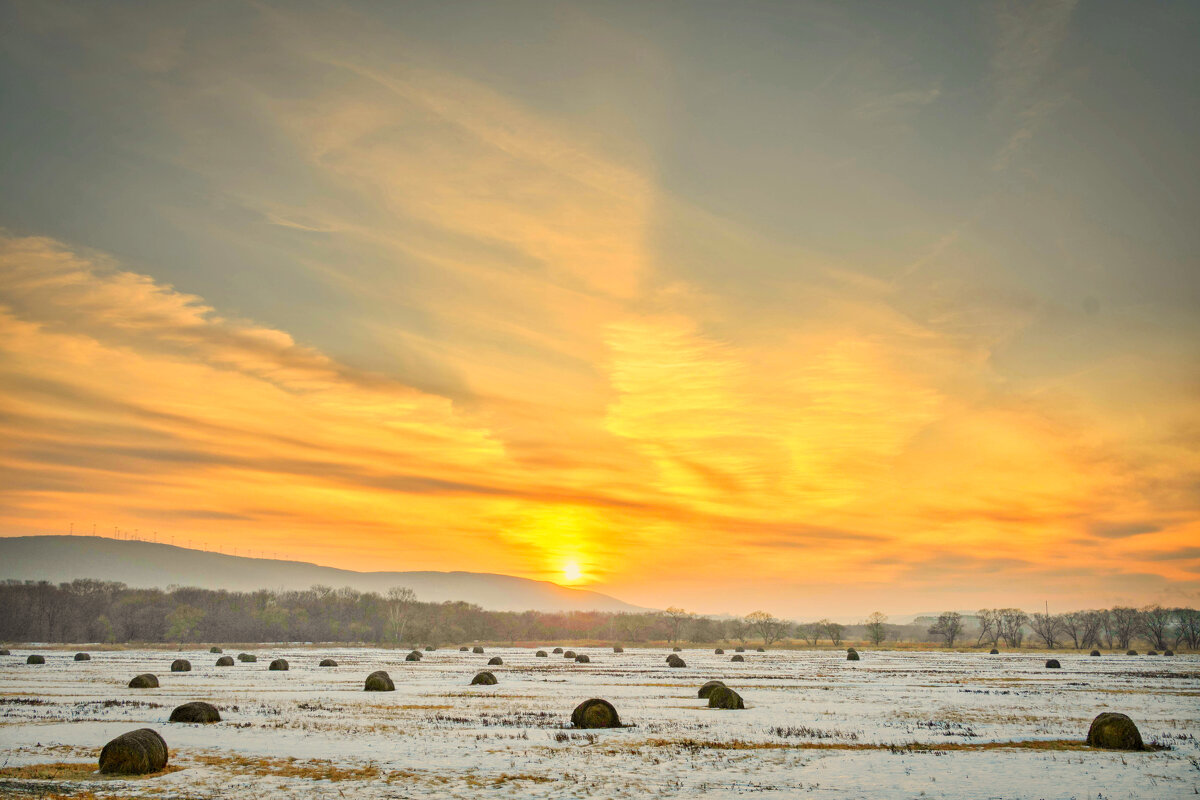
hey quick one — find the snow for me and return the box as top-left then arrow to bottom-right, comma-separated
1,646 -> 1196,798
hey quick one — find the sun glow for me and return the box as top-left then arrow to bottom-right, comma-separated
562,561 -> 583,584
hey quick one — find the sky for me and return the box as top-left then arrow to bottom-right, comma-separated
0,0 -> 1197,619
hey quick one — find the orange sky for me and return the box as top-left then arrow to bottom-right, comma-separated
0,2 -> 1198,617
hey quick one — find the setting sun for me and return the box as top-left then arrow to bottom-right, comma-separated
562,562 -> 584,584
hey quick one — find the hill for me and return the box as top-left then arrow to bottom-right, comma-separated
0,536 -> 645,614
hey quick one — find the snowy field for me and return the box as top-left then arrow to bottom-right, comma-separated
1,646 -> 1197,799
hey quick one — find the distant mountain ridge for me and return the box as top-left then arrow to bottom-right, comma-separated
0,536 -> 645,614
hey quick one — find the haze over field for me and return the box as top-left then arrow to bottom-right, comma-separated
0,1 -> 1198,618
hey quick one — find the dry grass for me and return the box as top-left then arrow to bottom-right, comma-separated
0,761 -> 183,780
622,738 -> 1102,753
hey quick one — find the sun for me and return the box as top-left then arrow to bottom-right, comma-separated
562,561 -> 583,584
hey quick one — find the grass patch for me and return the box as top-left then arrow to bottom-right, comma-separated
0,761 -> 182,780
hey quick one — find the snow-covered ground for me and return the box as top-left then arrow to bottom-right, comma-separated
1,646 -> 1196,798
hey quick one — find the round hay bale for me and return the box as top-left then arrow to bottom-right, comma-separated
364,670 -> 395,691
0,649 -> 10,655
535,650 -> 548,657
471,671 -> 498,685
319,658 -> 337,667
846,647 -> 858,654
98,728 -> 168,775
1045,659 -> 1061,668
472,646 -> 485,654
75,652 -> 91,661
613,646 -> 624,653
487,656 -> 503,665
406,651 -> 422,662
698,680 -> 726,699
128,673 -> 159,688
1090,650 -> 1101,656
731,654 -> 745,662
268,658 -> 289,671
169,701 -> 220,723
26,654 -> 45,664
170,659 -> 191,672
564,650 -> 577,659
1164,649 -> 1175,656
989,648 -> 1000,655
575,654 -> 590,663
665,654 -> 682,665
215,656 -> 234,666
735,647 -> 745,653
459,646 -> 469,651
756,647 -> 765,653
847,651 -> 860,661
425,646 -> 436,652
1086,712 -> 1144,751
1146,649 -> 1158,656
571,698 -> 621,729
209,646 -> 222,653
669,656 -> 687,668
552,647 -> 564,654
714,648 -> 724,654
707,686 -> 745,709
1125,650 -> 1138,656
237,653 -> 256,662
672,647 -> 682,652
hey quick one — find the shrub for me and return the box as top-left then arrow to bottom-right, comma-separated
1086,712 -> 1144,750
98,729 -> 168,775
168,702 -> 219,723
707,686 -> 745,709
364,670 -> 395,691
571,698 -> 621,729
128,673 -> 158,688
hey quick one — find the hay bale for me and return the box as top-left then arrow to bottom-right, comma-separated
669,656 -> 687,668
714,648 -> 724,654
1045,659 -> 1061,668
406,651 -> 422,662
698,680 -> 726,699
364,670 -> 395,691
459,646 -> 469,651
672,647 -> 682,652
564,650 -> 577,659
989,648 -> 1000,655
170,659 -> 191,672
0,649 -> 9,655
707,686 -> 745,709
26,654 -> 45,664
575,654 -> 591,663
425,646 -> 436,652
168,701 -> 220,723
209,646 -> 222,653
613,646 -> 624,653
237,653 -> 256,662
268,658 -> 289,671
471,671 -> 498,685
1164,649 -> 1175,656
571,698 -> 622,729
472,646 -> 485,654
756,647 -> 765,652
128,673 -> 159,688
488,656 -> 503,665
552,647 -> 564,654
1086,712 -> 1144,751
75,652 -> 91,661
735,647 -> 745,653
1125,650 -> 1138,656
731,654 -> 745,662
98,728 -> 168,775
1146,650 -> 1158,656
665,654 -> 682,665
847,651 -> 860,661
319,658 -> 337,667
536,650 -> 548,657
215,656 -> 234,666
1089,650 -> 1101,656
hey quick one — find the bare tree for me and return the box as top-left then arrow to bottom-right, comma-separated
1140,605 -> 1173,650
1110,606 -> 1140,649
1030,612 -> 1062,648
385,587 -> 417,645
823,620 -> 845,647
976,609 -> 1001,647
745,610 -> 788,646
998,609 -> 1028,647
796,621 -> 821,646
663,607 -> 692,644
928,612 -> 964,647
1176,607 -> 1200,649
863,611 -> 888,645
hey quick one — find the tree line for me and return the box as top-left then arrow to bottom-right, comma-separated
0,580 -> 1195,650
